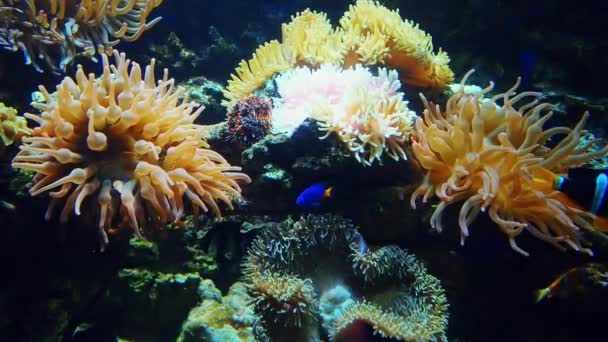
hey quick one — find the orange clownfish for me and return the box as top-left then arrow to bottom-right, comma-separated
553,168 -> 608,230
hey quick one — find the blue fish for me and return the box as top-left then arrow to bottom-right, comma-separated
296,182 -> 333,209
357,232 -> 368,254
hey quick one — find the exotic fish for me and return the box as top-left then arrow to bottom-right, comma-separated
296,182 -> 333,209
535,263 -> 608,303
554,168 -> 608,229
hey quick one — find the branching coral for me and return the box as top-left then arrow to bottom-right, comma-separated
272,64 -> 416,165
0,0 -> 163,73
340,0 -> 453,90
12,50 -> 250,249
226,95 -> 272,148
243,214 -> 449,341
0,102 -> 31,148
222,0 -> 453,107
410,70 -> 608,256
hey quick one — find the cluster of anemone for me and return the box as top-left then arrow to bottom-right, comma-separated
243,214 -> 449,341
409,70 -> 608,256
12,50 -> 250,249
248,271 -> 316,328
339,0 -> 453,90
0,102 -> 31,149
272,64 -> 416,165
222,0 -> 452,108
0,0 -> 163,73
226,95 -> 272,148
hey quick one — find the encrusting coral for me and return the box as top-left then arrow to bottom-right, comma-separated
12,50 -> 250,249
0,0 -> 163,73
0,102 -> 31,148
272,64 -> 416,165
222,0 -> 453,108
243,214 -> 449,341
409,70 -> 608,256
226,95 -> 272,148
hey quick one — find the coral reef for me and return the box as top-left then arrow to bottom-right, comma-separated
409,70 -> 608,256
272,64 -> 416,165
0,102 -> 30,148
147,32 -> 203,76
109,269 -> 202,340
243,214 -> 449,341
179,76 -> 225,125
147,27 -> 241,82
179,281 -> 256,342
222,0 -> 453,107
0,0 -> 164,73
578,132 -> 608,169
226,95 -> 272,148
12,50 -> 250,249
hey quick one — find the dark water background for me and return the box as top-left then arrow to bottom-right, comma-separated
1,1 -> 608,341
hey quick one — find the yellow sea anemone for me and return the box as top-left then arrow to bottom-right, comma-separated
0,0 -> 163,73
12,51 -> 250,249
339,0 -> 453,91
222,40 -> 293,108
223,0 -> 453,107
410,70 -> 608,256
281,9 -> 345,66
0,102 -> 31,148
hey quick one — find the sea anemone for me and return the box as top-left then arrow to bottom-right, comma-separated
281,9 -> 345,66
0,0 -> 163,73
248,271 -> 317,328
226,95 -> 272,148
222,0 -> 453,107
340,0 -> 453,91
222,40 -> 293,108
272,64 -> 416,165
0,102 -> 31,148
242,214 -> 449,341
12,50 -> 250,249
410,70 -> 608,256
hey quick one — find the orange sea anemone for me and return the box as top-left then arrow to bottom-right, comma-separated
410,70 -> 608,256
12,51 -> 250,249
0,0 -> 163,73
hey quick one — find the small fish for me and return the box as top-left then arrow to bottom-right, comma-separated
553,168 -> 608,229
357,232 -> 369,254
535,263 -> 608,303
0,200 -> 15,211
296,182 -> 333,209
